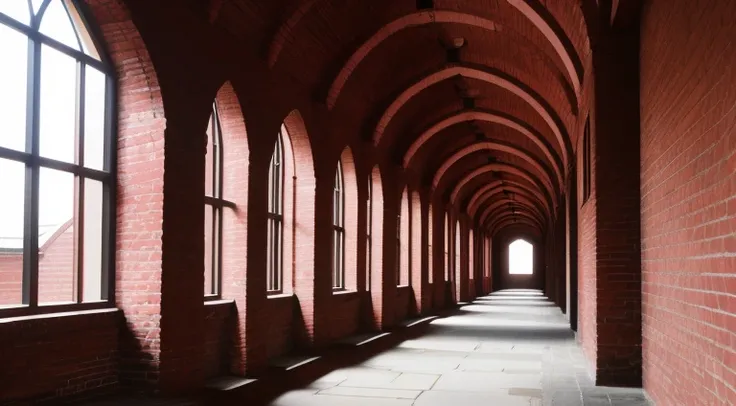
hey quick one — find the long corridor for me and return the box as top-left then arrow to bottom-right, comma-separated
268,290 -> 649,406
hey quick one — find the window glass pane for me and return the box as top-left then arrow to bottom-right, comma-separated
332,231 -> 337,287
0,23 -> 28,152
204,205 -> 214,295
267,152 -> 275,213
84,66 -> 106,170
277,221 -> 282,289
266,218 -> 273,290
82,178 -> 102,301
63,0 -> 101,60
0,0 -> 31,25
39,44 -> 77,164
39,0 -> 81,51
38,167 -> 75,305
205,113 -> 215,197
0,159 -> 26,307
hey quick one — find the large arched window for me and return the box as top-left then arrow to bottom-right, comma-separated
204,102 -> 235,297
266,131 -> 284,293
0,1 -> 113,310
509,239 -> 534,274
332,160 -> 345,289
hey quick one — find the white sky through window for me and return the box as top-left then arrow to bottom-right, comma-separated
509,239 -> 533,274
0,1 -> 105,249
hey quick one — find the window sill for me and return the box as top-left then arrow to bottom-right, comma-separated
0,301 -> 113,319
267,293 -> 294,300
204,299 -> 235,306
332,289 -> 357,296
0,306 -> 119,324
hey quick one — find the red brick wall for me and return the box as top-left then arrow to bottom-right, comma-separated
265,296 -> 294,359
326,292 -> 361,342
203,302 -> 234,379
0,254 -> 21,305
0,224 -> 76,306
577,53 -> 598,376
394,286 -> 412,322
640,1 -> 736,404
0,309 -> 119,403
37,225 -> 75,303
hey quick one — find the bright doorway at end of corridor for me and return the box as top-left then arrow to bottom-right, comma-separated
508,239 -> 533,275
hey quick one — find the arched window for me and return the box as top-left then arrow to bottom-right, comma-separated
427,204 -> 433,285
444,212 -> 450,281
396,212 -> 401,285
469,230 -> 474,281
0,1 -> 113,310
332,160 -> 345,289
204,102 -> 235,297
397,187 -> 409,286
455,220 -> 461,284
509,239 -> 533,274
266,131 -> 284,293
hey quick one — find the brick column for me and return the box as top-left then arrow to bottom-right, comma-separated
590,21 -> 643,387
158,122 -> 206,393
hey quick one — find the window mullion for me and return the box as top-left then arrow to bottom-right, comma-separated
23,36 -> 42,307
74,62 -> 86,303
216,205 -> 223,296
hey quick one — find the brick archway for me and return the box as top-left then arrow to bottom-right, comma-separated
403,110 -> 565,177
373,65 -> 571,167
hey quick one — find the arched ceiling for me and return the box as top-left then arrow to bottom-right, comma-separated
211,0 -> 592,236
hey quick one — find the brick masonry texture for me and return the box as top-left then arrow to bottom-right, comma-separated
640,0 -> 736,404
0,1 -> 733,405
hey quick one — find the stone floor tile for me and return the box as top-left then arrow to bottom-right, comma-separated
267,290 -> 649,406
318,386 -> 421,399
414,390 -> 532,406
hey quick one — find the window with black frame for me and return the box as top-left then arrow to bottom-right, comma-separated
0,0 -> 114,314
204,102 -> 235,298
266,131 -> 284,293
332,161 -> 345,289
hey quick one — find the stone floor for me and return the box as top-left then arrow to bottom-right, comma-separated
267,290 -> 651,406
